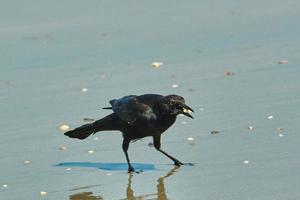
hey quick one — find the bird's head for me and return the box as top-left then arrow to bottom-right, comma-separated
160,95 -> 194,118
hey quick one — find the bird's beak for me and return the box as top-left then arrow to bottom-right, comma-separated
181,104 -> 194,119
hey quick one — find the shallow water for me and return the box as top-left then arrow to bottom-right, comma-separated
1,0 -> 300,199
56,162 -> 156,171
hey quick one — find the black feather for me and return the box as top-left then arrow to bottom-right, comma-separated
64,123 -> 95,140
102,107 -> 112,109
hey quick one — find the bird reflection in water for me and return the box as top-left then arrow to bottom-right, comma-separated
69,166 -> 178,200
69,191 -> 103,200
122,166 -> 179,200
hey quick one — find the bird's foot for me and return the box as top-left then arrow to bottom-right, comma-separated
174,161 -> 195,166
183,162 -> 195,166
174,160 -> 184,166
128,166 -> 135,173
127,167 -> 143,173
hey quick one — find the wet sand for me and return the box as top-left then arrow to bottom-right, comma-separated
1,0 -> 300,199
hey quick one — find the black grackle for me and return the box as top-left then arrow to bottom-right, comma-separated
64,94 -> 194,172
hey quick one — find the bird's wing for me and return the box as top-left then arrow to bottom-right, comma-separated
109,95 -> 157,124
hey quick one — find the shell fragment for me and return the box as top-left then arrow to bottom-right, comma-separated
59,124 -> 70,132
40,191 -> 47,196
81,88 -> 88,92
243,160 -> 249,164
151,62 -> 163,68
88,150 -> 95,154
278,59 -> 288,64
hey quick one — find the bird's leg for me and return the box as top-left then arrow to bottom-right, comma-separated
153,136 -> 183,166
122,138 -> 135,173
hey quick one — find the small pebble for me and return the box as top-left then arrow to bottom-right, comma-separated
65,168 -> 72,171
243,160 -> 249,164
187,137 -> 194,141
278,59 -> 288,64
40,191 -> 47,196
59,145 -> 67,151
81,88 -> 88,92
278,133 -> 284,137
93,137 -> 99,141
59,124 -> 70,132
224,70 -> 235,76
24,160 -> 31,164
151,62 -> 163,68
171,84 -> 179,88
267,115 -> 274,120
88,150 -> 95,154
248,126 -> 254,131
2,184 -> 8,188
277,127 -> 284,133
211,129 -> 220,134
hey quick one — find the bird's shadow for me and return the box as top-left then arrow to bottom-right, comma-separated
55,162 -> 156,171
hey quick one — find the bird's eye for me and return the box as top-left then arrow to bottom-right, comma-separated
177,106 -> 183,111
171,103 -> 181,110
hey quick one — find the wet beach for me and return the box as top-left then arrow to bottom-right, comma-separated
1,0 -> 300,199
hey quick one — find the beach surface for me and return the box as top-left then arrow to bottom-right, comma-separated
1,0 -> 300,199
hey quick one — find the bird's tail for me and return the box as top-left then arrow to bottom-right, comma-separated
64,123 -> 96,140
64,113 -> 120,140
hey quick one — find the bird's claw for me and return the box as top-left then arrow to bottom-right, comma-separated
174,161 -> 184,166
128,166 -> 135,173
184,162 -> 195,166
174,162 -> 195,166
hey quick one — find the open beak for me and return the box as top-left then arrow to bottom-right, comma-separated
181,104 -> 194,119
